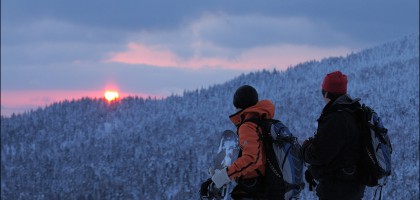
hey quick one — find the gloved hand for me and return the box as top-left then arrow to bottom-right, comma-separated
211,168 -> 231,188
301,137 -> 313,155
200,178 -> 226,200
302,137 -> 313,149
304,169 -> 317,191
200,178 -> 213,199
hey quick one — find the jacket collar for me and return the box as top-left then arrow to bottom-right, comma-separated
321,94 -> 360,116
229,99 -> 275,127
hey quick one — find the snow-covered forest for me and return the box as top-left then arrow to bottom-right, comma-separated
1,33 -> 419,199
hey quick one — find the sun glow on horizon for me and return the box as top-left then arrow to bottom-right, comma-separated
104,90 -> 119,102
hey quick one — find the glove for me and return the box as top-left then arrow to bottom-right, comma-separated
200,178 -> 213,199
302,137 -> 313,149
200,178 -> 225,199
304,169 -> 317,191
211,168 -> 231,188
301,137 -> 313,155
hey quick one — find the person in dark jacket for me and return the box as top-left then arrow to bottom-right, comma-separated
302,71 -> 365,200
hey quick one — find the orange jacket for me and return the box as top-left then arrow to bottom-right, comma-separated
227,100 -> 275,180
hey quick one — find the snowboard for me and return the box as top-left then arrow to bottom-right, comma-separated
210,130 -> 240,200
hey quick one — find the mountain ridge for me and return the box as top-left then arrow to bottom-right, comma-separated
1,33 -> 418,199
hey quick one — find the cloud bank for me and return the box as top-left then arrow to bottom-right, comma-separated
106,14 -> 354,70
2,0 -> 418,116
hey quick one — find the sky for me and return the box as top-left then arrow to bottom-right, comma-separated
1,0 -> 419,116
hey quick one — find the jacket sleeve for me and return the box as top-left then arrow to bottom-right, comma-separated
227,122 -> 264,179
304,113 -> 348,166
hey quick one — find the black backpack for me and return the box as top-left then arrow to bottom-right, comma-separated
242,118 -> 305,200
349,103 -> 392,188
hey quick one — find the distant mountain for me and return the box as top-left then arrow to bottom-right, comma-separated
1,33 -> 418,199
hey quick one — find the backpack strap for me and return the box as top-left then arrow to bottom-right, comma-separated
237,117 -> 282,178
240,117 -> 277,134
238,117 -> 270,140
240,117 -> 285,177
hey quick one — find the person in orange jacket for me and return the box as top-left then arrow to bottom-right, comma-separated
211,85 -> 276,199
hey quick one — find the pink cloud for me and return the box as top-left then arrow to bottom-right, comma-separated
1,90 -> 164,117
104,14 -> 356,71
106,43 -> 181,67
105,42 -> 352,71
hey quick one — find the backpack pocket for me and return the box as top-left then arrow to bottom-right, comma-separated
335,165 -> 357,181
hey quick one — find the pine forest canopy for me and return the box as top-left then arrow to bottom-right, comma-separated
1,33 -> 419,199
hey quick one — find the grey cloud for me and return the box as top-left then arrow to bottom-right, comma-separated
1,0 -> 418,95
3,0 -> 418,44
1,62 -> 242,95
2,0 -> 418,64
190,15 -> 355,49
2,19 -> 129,46
2,0 -> 207,31
2,19 -> 128,67
126,14 -> 356,61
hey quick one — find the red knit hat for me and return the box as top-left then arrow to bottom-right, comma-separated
322,71 -> 348,94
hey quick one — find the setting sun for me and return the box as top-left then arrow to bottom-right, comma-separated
104,90 -> 119,102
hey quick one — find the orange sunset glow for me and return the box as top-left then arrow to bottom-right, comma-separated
104,90 -> 119,102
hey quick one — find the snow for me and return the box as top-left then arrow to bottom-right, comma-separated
1,33 -> 419,199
